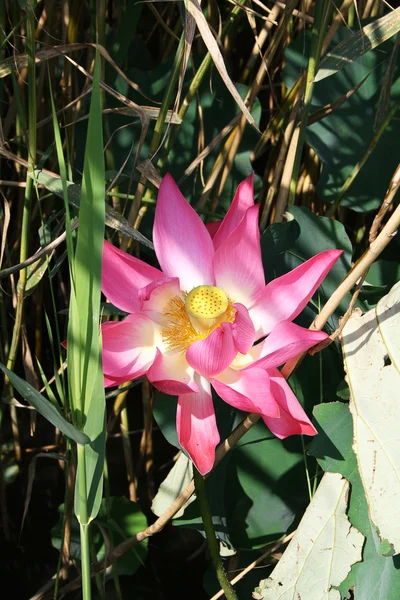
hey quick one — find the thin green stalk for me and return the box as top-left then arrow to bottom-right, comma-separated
5,0 -> 37,461
193,469 -> 238,600
6,0 -> 36,372
150,32 -> 185,157
288,1 -> 330,204
77,444 -> 92,599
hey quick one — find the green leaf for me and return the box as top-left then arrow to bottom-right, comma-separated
24,254 -> 51,295
284,29 -> 400,212
315,9 -> 400,82
284,206 -> 356,328
336,380 -> 350,400
175,418 -> 309,549
74,373 -> 106,524
154,389 -> 316,550
226,422 -> 308,549
260,219 -> 301,281
67,55 -> 106,524
0,364 -> 89,445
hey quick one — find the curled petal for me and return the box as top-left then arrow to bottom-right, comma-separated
231,303 -> 256,354
211,367 -> 279,417
153,174 -> 215,291
148,349 -> 199,395
214,204 -> 264,306
246,320 -> 328,370
262,368 -> 317,438
138,277 -> 181,321
102,240 -> 163,313
249,249 -> 343,338
212,174 -> 254,250
177,376 -> 219,475
103,373 -> 133,388
186,323 -> 237,378
101,313 -> 159,384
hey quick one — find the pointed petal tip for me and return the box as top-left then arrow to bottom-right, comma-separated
177,378 -> 219,476
155,172 -> 215,290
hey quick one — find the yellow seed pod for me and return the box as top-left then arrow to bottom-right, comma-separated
185,285 -> 229,319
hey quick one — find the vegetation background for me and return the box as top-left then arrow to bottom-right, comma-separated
0,0 -> 400,598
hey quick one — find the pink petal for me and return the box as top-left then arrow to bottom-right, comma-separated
231,303 -> 256,354
206,220 -> 222,239
138,277 -> 181,319
153,174 -> 215,291
101,313 -> 159,382
102,240 -> 163,313
246,320 -> 328,370
103,373 -> 132,388
210,367 -> 279,417
212,174 -> 254,251
186,323 -> 237,378
148,349 -> 199,395
249,250 -> 343,337
214,204 -> 264,306
177,376 -> 219,475
262,368 -> 317,438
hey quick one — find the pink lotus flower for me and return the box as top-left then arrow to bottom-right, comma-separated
101,174 -> 341,475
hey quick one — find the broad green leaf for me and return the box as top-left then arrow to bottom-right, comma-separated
67,55 -> 106,524
154,384 -> 317,549
226,425 -> 307,549
284,30 -> 400,212
52,496 -> 148,575
74,371 -> 106,524
24,254 -> 51,295
0,364 -> 89,445
253,473 -> 364,600
282,206 -> 356,329
310,403 -> 366,533
31,169 -> 153,250
336,380 -> 350,400
316,8 -> 400,82
260,219 -> 301,281
310,402 -> 400,599
342,284 -> 400,555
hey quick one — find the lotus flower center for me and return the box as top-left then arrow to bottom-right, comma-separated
161,287 -> 236,353
185,285 -> 228,319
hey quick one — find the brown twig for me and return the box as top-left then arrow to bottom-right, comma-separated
369,162 -> 400,243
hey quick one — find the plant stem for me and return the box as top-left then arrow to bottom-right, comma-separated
193,468 -> 238,600
77,444 -> 91,600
